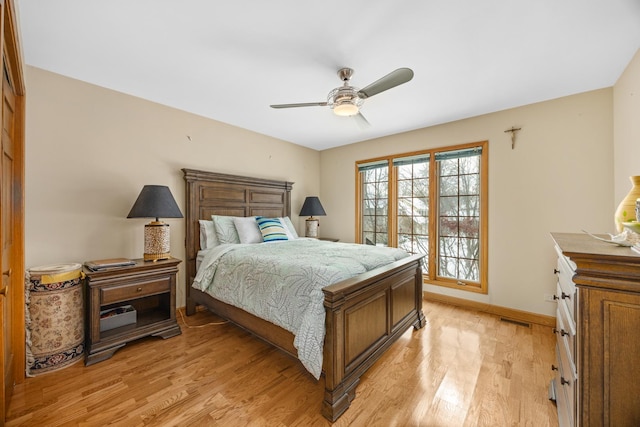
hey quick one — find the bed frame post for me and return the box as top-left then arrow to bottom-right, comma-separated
321,296 -> 359,421
183,169 -> 198,315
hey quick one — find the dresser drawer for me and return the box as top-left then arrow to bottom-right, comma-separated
101,277 -> 171,305
556,297 -> 576,368
554,344 -> 572,427
557,337 -> 576,427
556,254 -> 576,319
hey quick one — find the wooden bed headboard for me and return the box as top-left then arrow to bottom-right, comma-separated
182,168 -> 294,301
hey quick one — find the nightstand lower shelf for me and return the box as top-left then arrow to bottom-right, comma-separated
87,319 -> 181,365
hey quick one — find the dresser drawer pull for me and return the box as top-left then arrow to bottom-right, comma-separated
554,268 -> 560,274
137,287 -> 143,292
560,377 -> 570,386
551,364 -> 558,371
561,292 -> 570,300
553,294 -> 560,301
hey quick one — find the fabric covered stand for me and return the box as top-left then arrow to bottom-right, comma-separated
25,263 -> 85,376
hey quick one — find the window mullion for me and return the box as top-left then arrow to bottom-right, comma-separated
354,163 -> 362,243
389,159 -> 398,248
427,154 -> 438,281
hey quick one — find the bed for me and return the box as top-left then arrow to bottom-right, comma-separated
182,168 -> 426,421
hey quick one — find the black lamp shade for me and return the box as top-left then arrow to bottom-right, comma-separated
299,196 -> 326,217
127,185 -> 183,220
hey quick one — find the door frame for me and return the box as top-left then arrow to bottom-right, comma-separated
2,0 -> 26,399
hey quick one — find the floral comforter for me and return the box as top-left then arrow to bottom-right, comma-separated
192,238 -> 409,379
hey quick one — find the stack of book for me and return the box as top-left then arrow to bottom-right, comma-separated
84,258 -> 136,271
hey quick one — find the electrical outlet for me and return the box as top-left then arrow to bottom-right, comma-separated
544,293 -> 556,302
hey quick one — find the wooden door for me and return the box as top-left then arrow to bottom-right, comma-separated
0,0 -> 26,422
1,60 -> 16,420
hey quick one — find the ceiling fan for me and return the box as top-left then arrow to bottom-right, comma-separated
270,67 -> 414,124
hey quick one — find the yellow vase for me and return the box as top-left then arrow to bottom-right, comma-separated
614,175 -> 640,232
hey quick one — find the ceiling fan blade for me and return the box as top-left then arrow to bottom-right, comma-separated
270,102 -> 328,109
357,68 -> 414,99
354,111 -> 370,129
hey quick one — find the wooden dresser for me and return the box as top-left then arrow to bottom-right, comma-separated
551,233 -> 640,427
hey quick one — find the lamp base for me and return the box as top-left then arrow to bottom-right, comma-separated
144,252 -> 171,262
144,221 -> 171,262
305,217 -> 320,238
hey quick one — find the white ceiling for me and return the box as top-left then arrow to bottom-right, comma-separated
15,1 -> 640,151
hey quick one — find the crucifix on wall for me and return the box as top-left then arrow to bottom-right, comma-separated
504,126 -> 522,149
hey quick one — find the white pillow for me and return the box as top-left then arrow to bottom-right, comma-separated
279,216 -> 299,239
211,215 -> 241,244
198,220 -> 219,249
233,217 -> 263,244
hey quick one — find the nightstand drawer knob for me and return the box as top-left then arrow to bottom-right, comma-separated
137,287 -> 143,292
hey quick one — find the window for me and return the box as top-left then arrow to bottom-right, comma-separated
435,147 -> 482,283
360,160 -> 389,246
356,141 -> 488,293
395,154 -> 430,273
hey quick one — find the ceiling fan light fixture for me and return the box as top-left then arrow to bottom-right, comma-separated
327,85 -> 363,117
333,102 -> 359,116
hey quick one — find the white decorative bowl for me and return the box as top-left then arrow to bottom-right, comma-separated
622,221 -> 640,234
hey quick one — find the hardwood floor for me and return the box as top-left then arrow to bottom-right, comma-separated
6,300 -> 558,426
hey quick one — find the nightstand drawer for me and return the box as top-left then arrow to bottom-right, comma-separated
101,278 -> 170,305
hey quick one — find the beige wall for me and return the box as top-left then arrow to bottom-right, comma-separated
613,48 -> 640,201
24,66 -> 320,307
320,89 -> 614,316
27,50 -> 635,317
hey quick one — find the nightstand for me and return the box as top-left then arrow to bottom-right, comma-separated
84,257 -> 181,365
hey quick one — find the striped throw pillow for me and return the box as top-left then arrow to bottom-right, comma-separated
256,217 -> 289,242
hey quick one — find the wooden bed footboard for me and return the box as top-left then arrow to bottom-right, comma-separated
321,254 -> 425,421
186,254 -> 425,421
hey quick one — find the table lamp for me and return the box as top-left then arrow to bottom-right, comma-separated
127,185 -> 183,261
299,196 -> 326,238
